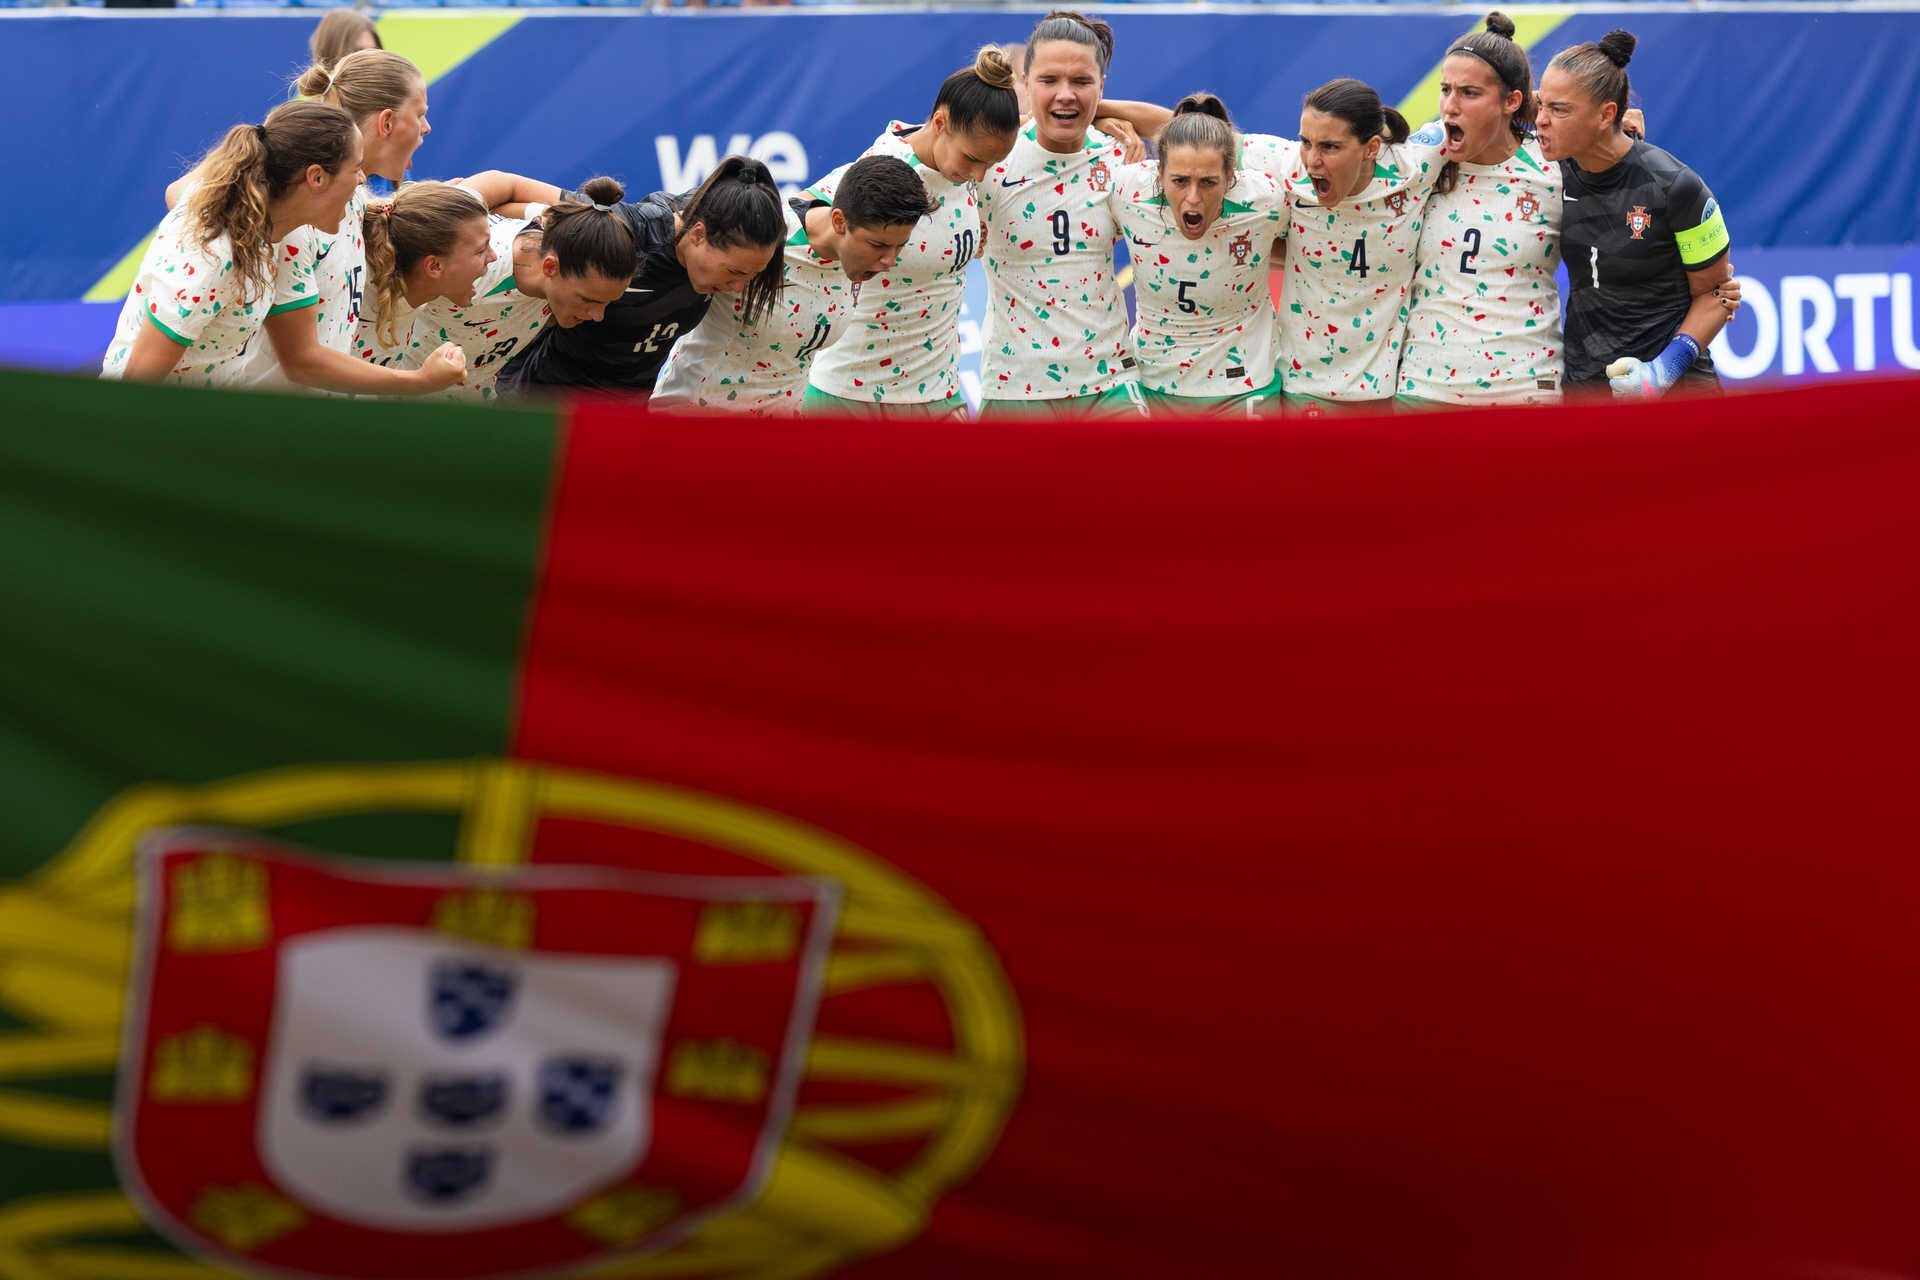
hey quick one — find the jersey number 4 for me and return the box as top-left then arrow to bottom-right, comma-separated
1345,236 -> 1369,280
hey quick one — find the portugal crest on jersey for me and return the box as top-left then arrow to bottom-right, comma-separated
1627,205 -> 1652,239
1385,191 -> 1409,216
118,829 -> 840,1279
1089,160 -> 1111,193
1516,194 -> 1540,221
1229,232 -> 1253,266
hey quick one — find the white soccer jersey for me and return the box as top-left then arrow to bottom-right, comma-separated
807,125 -> 978,404
349,292 -> 417,370
101,205 -> 289,386
1262,125 -> 1447,402
976,124 -> 1132,401
1108,162 -> 1287,398
357,208 -> 553,400
655,201 -> 852,415
1399,139 -> 1564,405
225,186 -> 371,389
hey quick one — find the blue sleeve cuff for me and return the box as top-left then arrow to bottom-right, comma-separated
1655,334 -> 1702,386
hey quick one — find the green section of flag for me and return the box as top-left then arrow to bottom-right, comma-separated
1395,10 -> 1572,134
82,13 -> 525,304
0,370 -> 558,1242
0,370 -> 558,875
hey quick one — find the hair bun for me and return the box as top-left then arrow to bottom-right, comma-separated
1172,92 -> 1232,124
1484,10 -> 1516,38
973,44 -> 1015,89
1597,28 -> 1637,67
578,175 -> 626,207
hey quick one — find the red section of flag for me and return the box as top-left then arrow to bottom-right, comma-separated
513,381 -> 1920,1277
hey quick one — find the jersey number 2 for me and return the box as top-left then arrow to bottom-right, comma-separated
1458,228 -> 1481,275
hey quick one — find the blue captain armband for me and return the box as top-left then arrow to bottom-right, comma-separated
1606,334 -> 1701,399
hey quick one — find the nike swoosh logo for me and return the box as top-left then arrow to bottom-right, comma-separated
1564,196 -> 1578,202
313,244 -> 333,264
1000,177 -> 1028,187
624,287 -> 654,296
1129,236 -> 1152,248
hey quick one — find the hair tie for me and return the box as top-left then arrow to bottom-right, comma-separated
254,124 -> 268,142
590,200 -> 612,213
379,202 -> 394,220
1446,43 -> 1520,92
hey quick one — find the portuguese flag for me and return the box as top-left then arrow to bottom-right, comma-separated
4,368 -> 1920,1279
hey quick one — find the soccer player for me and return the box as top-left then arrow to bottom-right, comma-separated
495,158 -> 787,398
174,50 -> 450,395
1535,30 -> 1734,397
359,176 -> 636,400
976,11 -> 1140,417
805,47 -> 1020,420
310,8 -> 380,69
104,102 -> 458,389
349,182 -> 495,373
1108,95 -> 1288,416
1275,79 -> 1447,413
653,157 -> 935,416
1398,12 -> 1564,407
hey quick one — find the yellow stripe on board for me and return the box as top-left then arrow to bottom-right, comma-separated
82,235 -> 157,303
1394,10 -> 1572,133
377,12 -> 525,86
82,13 -> 525,304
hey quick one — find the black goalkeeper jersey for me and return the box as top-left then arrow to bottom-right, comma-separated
496,189 -> 706,393
1558,140 -> 1730,386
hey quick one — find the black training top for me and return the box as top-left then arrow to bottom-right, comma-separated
496,188 -> 705,392
1558,139 -> 1731,385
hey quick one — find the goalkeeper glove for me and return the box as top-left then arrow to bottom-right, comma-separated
1606,334 -> 1701,399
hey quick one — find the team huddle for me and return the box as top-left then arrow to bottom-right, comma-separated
102,8 -> 1738,416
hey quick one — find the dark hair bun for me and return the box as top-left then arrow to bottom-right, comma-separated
1172,92 -> 1232,124
733,158 -> 773,186
1597,28 -> 1637,67
1484,10 -> 1516,38
578,175 -> 626,206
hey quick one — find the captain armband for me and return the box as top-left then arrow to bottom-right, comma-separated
1675,197 -> 1730,267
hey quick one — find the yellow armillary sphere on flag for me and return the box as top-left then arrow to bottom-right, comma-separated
0,760 -> 1023,1280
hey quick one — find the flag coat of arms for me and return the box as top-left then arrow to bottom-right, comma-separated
118,831 -> 837,1277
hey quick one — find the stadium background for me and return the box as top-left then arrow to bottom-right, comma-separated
1,3 -> 1916,397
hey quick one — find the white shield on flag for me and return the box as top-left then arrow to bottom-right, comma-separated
258,928 -> 675,1232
